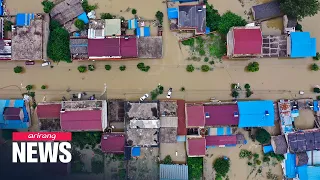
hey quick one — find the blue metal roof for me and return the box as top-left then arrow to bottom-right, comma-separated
167,8 -> 178,19
291,32 -> 316,58
0,99 -> 29,129
263,145 -> 274,154
16,13 -> 34,26
238,100 -> 275,127
285,153 -> 296,178
77,12 -> 89,24
128,19 -> 138,29
132,146 -> 141,156
313,101 -> 319,112
160,164 -> 188,180
136,27 -> 150,37
297,165 -> 308,180
177,135 -> 186,142
298,165 -> 320,180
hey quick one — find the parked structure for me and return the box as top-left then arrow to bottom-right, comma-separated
0,99 -> 30,129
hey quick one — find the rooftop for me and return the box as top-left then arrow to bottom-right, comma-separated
0,99 -> 29,129
177,100 -> 187,135
120,37 -> 138,58
101,133 -> 125,153
186,104 -> 205,127
203,104 -> 239,126
187,138 -> 206,156
232,27 -> 263,56
127,128 -> 159,146
205,135 -> 237,146
37,102 -> 61,119
88,38 -> 121,58
251,1 -> 282,21
11,19 -> 45,60
237,100 -> 275,127
178,4 -> 206,33
137,36 -> 163,59
290,32 -> 316,58
160,101 -> 178,117
50,0 -> 84,25
160,128 -> 177,143
108,100 -> 125,122
262,35 -> 288,57
271,135 -> 288,154
287,129 -> 320,153
0,40 -> 11,60
70,38 -> 88,60
105,19 -> 121,36
160,164 -> 188,180
160,117 -> 178,128
130,120 -> 160,128
126,102 -> 159,120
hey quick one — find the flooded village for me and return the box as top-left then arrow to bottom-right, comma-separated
1,0 -> 320,180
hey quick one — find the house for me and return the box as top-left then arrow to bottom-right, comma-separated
60,100 -> 108,131
186,104 -> 205,127
37,102 -> 62,131
50,0 -> 84,26
101,133 -> 125,153
160,164 -> 188,180
271,135 -> 288,154
0,40 -> 11,60
297,165 -> 320,180
205,135 -> 237,147
137,36 -> 163,59
227,26 -> 263,58
187,138 -> 205,157
88,38 -> 121,59
70,38 -> 88,60
178,4 -> 206,34
105,19 -> 121,36
251,1 -> 283,21
11,14 -> 49,60
290,32 -> 316,58
287,129 -> 320,153
237,100 -> 275,127
177,100 -> 187,135
203,104 -> 239,126
0,99 -> 30,129
120,37 -> 138,58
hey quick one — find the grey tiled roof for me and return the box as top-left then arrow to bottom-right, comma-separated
160,164 -> 188,180
252,1 -> 282,21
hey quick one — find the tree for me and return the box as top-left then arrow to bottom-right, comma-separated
186,64 -> 195,72
88,65 -> 95,71
155,11 -> 164,25
47,26 -> 71,63
201,65 -> 210,72
209,61 -> 215,65
206,3 -> 221,31
132,9 -> 137,15
217,11 -> 247,35
41,0 -> 55,13
4,20 -> 13,32
41,85 -> 47,90
78,65 -> 87,73
49,19 -> 61,31
137,62 -> 145,69
255,128 -> 271,144
244,84 -> 250,89
199,49 -> 206,56
295,23 -> 303,31
163,155 -> 173,164
231,91 -> 239,98
82,0 -> 97,13
180,87 -> 186,91
279,0 -> 320,20
75,19 -> 86,31
105,65 -> 111,70
246,90 -> 253,98
14,66 -> 23,73
204,57 -> 209,62
314,87 -> 320,93
182,38 -> 195,46
247,62 -> 259,72
101,13 -> 113,19
311,63 -> 319,71
313,52 -> 320,60
119,65 -> 126,71
188,157 -> 203,179
26,85 -> 33,91
213,157 -> 230,177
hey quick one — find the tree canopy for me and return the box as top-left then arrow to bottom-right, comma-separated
163,155 -> 173,164
14,66 -> 23,73
155,11 -> 164,25
311,63 -> 319,71
280,0 -> 320,20
74,19 -> 86,31
41,0 -> 55,13
206,3 -> 221,31
247,62 -> 259,72
217,11 -> 247,35
255,128 -> 271,144
213,157 -> 230,177
101,13 -> 113,19
188,157 -> 203,179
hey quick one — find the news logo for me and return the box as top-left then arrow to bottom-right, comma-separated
12,132 -> 72,163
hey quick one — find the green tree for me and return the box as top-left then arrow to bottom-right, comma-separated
41,85 -> 47,90
41,0 -> 55,13
186,64 -> 195,72
4,20 -> 13,32
105,65 -> 111,70
213,157 -> 230,177
163,155 -> 173,164
313,52 -> 320,60
255,128 -> 271,144
119,65 -> 126,71
311,63 -> 319,71
88,65 -> 95,71
246,90 -> 253,98
279,0 -> 320,20
209,61 -> 215,65
314,87 -> 320,93
155,11 -> 164,25
78,65 -> 87,73
204,57 -> 209,62
199,49 -> 206,56
215,174 -> 223,180
239,149 -> 252,159
75,19 -> 86,31
295,23 -> 303,31
244,83 -> 251,89
47,27 -> 71,63
26,85 -> 33,91
137,62 -> 145,69
181,38 -> 195,46
206,3 -> 221,31
82,0 -> 97,13
100,13 -> 113,19
132,9 -> 137,15
180,87 -> 185,91
201,65 -> 210,72
188,157 -> 203,179
247,62 -> 259,72
231,91 -> 239,98
49,19 -> 61,30
14,66 -> 23,73
217,11 -> 247,35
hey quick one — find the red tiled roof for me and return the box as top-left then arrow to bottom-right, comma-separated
186,105 -> 205,127
120,37 -> 138,58
233,28 -> 262,55
205,135 -> 237,146
88,39 -> 120,57
188,138 -> 206,156
60,110 -> 102,131
101,133 -> 125,153
177,100 -> 187,135
37,104 -> 61,119
204,104 -> 239,126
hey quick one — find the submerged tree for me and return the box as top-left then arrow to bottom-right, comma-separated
14,66 -> 23,73
100,13 -> 113,19
217,11 -> 247,35
280,0 -> 320,20
74,19 -> 86,31
47,25 -> 71,63
206,3 -> 221,31
155,11 -> 164,25
255,128 -> 271,144
213,157 -> 230,177
246,62 -> 259,72
311,63 -> 319,71
41,0 -> 55,13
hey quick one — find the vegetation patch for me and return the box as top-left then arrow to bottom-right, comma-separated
137,62 -> 150,72
186,64 -> 195,72
255,128 -> 271,144
4,20 -> 13,32
75,19 -> 86,31
82,0 -> 97,13
314,87 -> 320,93
155,11 -> 164,25
206,3 -> 221,31
150,84 -> 164,100
41,0 -> 55,13
187,157 -> 203,180
88,64 -> 95,71
279,0 -> 320,20
311,63 -> 319,71
213,157 -> 230,177
247,62 -> 259,72
244,83 -> 253,98
180,87 -> 186,92
72,132 -> 102,149
162,155 -> 173,164
101,13 -> 113,19
182,38 -> 195,47
78,65 -> 87,73
105,65 -> 111,71
264,152 -> 285,162
313,52 -> 320,60
14,66 -> 23,73
132,9 -> 137,15
41,85 -> 47,90
26,85 -> 34,91
217,11 -> 247,35
119,65 -> 126,71
201,65 -> 210,72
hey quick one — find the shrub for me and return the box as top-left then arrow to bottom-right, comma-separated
132,9 -> 137,15
313,52 -> 320,60
239,149 -> 252,159
314,87 -> 320,93
213,157 -> 230,177
49,20 -> 61,30
188,157 -> 203,179
137,62 -> 145,69
256,160 -> 261,165
247,62 -> 259,72
317,96 -> 320,100
47,27 -> 71,62
41,85 -> 47,90
82,0 -> 97,13
311,63 -> 319,71
88,65 -> 95,71
246,90 -> 253,98
26,85 -> 33,91
105,65 -> 111,70
78,65 -> 87,73
41,0 -> 55,13
209,61 -> 215,65
186,64 -> 195,72
163,155 -> 173,164
119,65 -> 126,71
75,19 -> 86,31
100,13 -> 113,19
4,20 -> 13,32
244,83 -> 250,89
231,90 -> 239,98
204,57 -> 209,62
255,128 -> 271,144
14,66 -> 23,73
201,65 -> 210,72
180,87 -> 185,91
199,49 -> 206,56
181,38 -> 195,46
295,23 -> 303,31
155,11 -> 164,25
263,156 -> 271,162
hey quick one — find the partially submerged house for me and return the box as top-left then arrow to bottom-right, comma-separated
185,104 -> 205,127
70,38 -> 88,60
187,138 -> 206,157
160,164 -> 188,180
289,32 -> 316,58
271,135 -> 288,154
88,19 -> 121,38
287,129 -> 320,153
60,100 -> 108,131
160,101 -> 178,143
203,104 -> 239,126
101,133 -> 125,153
205,135 -> 237,147
0,99 -> 30,129
251,1 -> 283,21
36,102 -> 62,131
227,26 -> 263,58
137,36 -> 163,59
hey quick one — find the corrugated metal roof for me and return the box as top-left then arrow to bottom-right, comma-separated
291,32 -> 316,58
251,1 -> 282,21
306,166 -> 320,180
204,104 -> 239,126
285,153 -> 296,178
160,164 -> 188,180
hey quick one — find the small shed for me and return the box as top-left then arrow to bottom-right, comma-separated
16,13 -> 34,26
132,146 -> 141,157
77,12 -> 89,24
167,8 -> 178,19
271,135 -> 288,154
136,27 -> 150,37
128,19 -> 138,29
